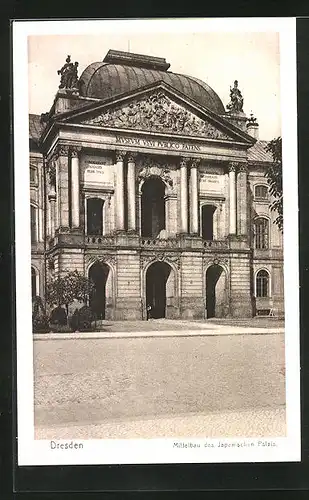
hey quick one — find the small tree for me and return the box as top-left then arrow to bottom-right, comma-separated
46,270 -> 95,317
264,136 -> 283,232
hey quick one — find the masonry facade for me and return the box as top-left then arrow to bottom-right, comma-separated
29,50 -> 284,320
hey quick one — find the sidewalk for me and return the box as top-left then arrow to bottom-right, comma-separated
35,407 -> 286,440
34,318 -> 284,341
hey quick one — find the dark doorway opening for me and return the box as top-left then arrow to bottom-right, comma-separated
146,261 -> 171,319
31,267 -> 37,297
141,177 -> 165,238
89,261 -> 110,320
206,264 -> 224,318
87,198 -> 104,236
201,205 -> 216,240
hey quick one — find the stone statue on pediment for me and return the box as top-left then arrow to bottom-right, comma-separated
57,55 -> 79,90
226,80 -> 244,113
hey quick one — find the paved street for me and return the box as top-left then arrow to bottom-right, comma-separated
34,329 -> 285,439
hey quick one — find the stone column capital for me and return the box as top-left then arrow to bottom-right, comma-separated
115,150 -> 126,162
180,157 -> 189,168
55,144 -> 70,158
70,146 -> 82,157
190,158 -> 201,168
238,163 -> 248,173
127,152 -> 138,163
228,162 -> 238,172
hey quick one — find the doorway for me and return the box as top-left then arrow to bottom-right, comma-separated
206,264 -> 226,318
146,261 -> 172,319
201,205 -> 216,240
88,261 -> 110,320
141,177 -> 166,238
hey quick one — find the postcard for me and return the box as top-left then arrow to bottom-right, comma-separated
13,17 -> 300,466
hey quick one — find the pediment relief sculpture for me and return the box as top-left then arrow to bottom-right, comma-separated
81,92 -> 232,140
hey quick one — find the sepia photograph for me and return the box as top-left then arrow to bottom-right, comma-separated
14,18 -> 300,466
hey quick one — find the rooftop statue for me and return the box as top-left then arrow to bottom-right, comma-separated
57,55 -> 79,90
226,80 -> 244,113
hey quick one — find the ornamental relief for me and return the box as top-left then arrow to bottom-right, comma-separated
81,91 -> 232,140
137,164 -> 174,191
141,252 -> 181,270
86,254 -> 117,269
202,255 -> 229,270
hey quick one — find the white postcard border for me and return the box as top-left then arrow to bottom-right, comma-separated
13,17 -> 300,466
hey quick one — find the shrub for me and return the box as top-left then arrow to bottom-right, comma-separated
77,305 -> 93,331
33,316 -> 50,333
49,324 -> 72,333
69,308 -> 80,332
32,295 -> 49,333
49,306 -> 67,326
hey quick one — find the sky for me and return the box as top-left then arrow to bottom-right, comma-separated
28,30 -> 281,140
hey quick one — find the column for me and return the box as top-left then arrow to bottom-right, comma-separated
38,165 -> 44,242
127,153 -> 137,232
71,147 -> 81,229
115,150 -> 126,231
56,145 -> 70,230
190,159 -> 200,234
237,163 -> 248,235
48,188 -> 57,238
228,163 -> 237,235
180,157 -> 189,233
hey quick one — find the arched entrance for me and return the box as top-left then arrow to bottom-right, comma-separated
205,264 -> 227,318
146,261 -> 172,319
88,261 -> 110,320
141,177 -> 166,238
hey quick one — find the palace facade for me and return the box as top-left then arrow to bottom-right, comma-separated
29,49 -> 284,320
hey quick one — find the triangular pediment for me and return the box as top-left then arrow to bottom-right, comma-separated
62,82 -> 255,145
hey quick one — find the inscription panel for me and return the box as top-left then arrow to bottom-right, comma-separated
84,163 -> 114,187
200,173 -> 224,194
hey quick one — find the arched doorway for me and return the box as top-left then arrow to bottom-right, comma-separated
146,261 -> 172,319
205,264 -> 227,318
88,262 -> 110,320
201,205 -> 216,240
141,177 -> 166,238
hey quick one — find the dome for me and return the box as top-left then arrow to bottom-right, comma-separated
78,51 -> 225,115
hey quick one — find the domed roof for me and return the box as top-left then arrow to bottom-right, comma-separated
79,51 -> 225,115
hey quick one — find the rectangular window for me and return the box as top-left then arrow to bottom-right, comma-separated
30,205 -> 37,242
30,167 -> 37,184
255,218 -> 269,249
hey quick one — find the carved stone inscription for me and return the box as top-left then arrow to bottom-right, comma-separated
116,135 -> 201,152
84,163 -> 114,187
200,173 -> 224,193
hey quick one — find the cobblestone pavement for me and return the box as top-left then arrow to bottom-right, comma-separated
34,333 -> 285,439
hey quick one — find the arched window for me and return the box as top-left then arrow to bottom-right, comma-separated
256,270 -> 270,297
30,205 -> 37,243
87,198 -> 104,236
201,205 -> 216,240
255,185 -> 268,200
254,217 -> 269,249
